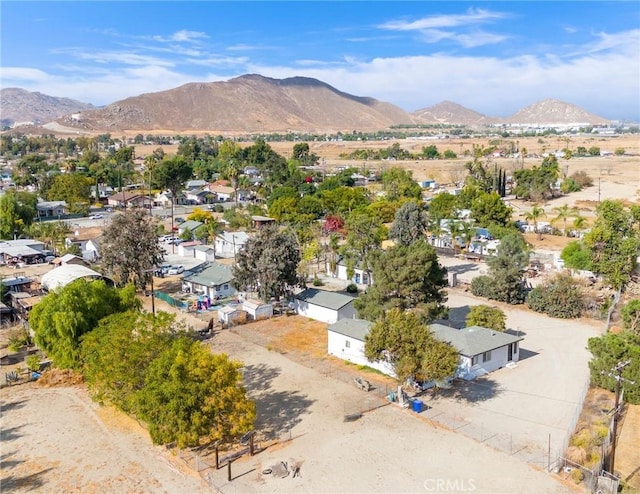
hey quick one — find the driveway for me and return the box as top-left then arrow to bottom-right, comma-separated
422,289 -> 603,464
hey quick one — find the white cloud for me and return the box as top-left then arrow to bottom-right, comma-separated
187,56 -> 249,68
152,30 -> 208,43
0,67 -> 52,83
52,48 -> 175,67
379,8 -> 508,31
418,29 -> 507,47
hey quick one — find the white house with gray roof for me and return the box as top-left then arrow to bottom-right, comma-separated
327,318 -> 395,377
294,288 -> 357,324
327,319 -> 523,382
181,262 -> 235,300
429,324 -> 522,379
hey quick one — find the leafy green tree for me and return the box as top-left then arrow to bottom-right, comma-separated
101,210 -> 166,289
44,173 -> 93,214
233,224 -> 303,301
380,167 -> 422,201
319,186 -> 370,215
366,199 -> 398,224
472,233 -> 529,304
588,332 -> 640,404
81,311 -> 176,412
154,156 -> 193,234
583,200 -> 640,289
465,305 -> 507,331
471,191 -> 512,227
0,191 -> 38,239
560,241 -> 591,270
30,280 -> 139,369
621,300 -> 640,334
364,308 -> 458,383
527,274 -> 584,318
588,146 -> 601,156
355,239 -> 447,322
513,158 -> 559,201
135,336 -> 256,448
389,201 -> 429,246
428,192 -> 458,221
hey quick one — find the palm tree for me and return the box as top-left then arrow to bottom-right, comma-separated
552,203 -> 578,236
572,215 -> 587,238
525,204 -> 545,240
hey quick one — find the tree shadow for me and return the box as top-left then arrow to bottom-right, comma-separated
434,305 -> 471,329
0,451 -> 24,471
0,425 -> 24,443
429,377 -> 502,404
0,399 -> 27,414
242,363 -> 281,393
1,467 -> 53,492
446,263 -> 481,276
253,390 -> 315,440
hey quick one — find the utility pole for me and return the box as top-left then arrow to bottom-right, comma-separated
602,360 -> 635,475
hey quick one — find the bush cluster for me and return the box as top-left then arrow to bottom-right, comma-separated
526,274 -> 584,318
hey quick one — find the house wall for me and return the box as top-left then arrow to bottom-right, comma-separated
194,249 -> 216,262
184,281 -> 235,300
295,300 -> 356,324
327,331 -> 395,377
469,342 -> 520,374
245,305 -> 273,320
326,262 -> 372,286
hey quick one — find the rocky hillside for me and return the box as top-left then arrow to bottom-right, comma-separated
412,101 -> 496,126
56,74 -> 418,133
0,88 -> 94,128
506,99 -> 610,125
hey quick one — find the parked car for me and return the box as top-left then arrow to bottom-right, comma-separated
175,217 -> 185,224
89,213 -> 104,220
167,265 -> 184,275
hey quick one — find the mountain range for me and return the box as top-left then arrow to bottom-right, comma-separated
0,75 -> 611,132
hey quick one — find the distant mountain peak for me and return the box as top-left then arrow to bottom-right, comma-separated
1,88 -> 94,128
412,101 -> 492,126
506,99 -> 609,125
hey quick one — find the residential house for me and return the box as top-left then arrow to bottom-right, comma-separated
178,220 -> 203,237
90,185 -> 114,202
214,231 -> 249,259
327,318 -> 395,377
177,240 -> 202,257
0,239 -> 47,264
326,255 -> 372,286
36,201 -> 67,219
327,320 -> 523,384
51,253 -> 88,267
251,215 -> 276,229
429,324 -> 522,380
193,245 -> 216,262
186,179 -> 207,190
185,189 -> 215,205
181,262 -> 235,300
294,288 -> 357,324
65,227 -> 103,261
209,184 -> 235,202
107,191 -> 151,209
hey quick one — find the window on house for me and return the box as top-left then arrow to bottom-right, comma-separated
482,351 -> 492,363
345,340 -> 350,348
223,284 -> 229,290
472,355 -> 479,366
354,273 -> 360,284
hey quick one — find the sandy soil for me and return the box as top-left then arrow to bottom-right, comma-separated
617,404 -> 640,489
0,383 -> 210,494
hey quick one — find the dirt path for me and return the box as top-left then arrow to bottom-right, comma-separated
617,404 -> 640,489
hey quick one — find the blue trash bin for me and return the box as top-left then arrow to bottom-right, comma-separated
412,399 -> 423,413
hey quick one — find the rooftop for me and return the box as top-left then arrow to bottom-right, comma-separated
429,324 -> 523,357
296,288 -> 356,311
327,318 -> 372,341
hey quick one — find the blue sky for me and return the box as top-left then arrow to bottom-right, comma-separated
2,1 -> 639,120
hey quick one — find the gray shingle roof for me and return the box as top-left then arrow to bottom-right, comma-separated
296,288 -> 356,310
182,262 -> 233,287
429,324 -> 523,357
327,318 -> 372,340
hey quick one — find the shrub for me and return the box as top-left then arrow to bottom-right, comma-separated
621,299 -> 640,333
570,170 -> 593,187
561,241 -> 591,271
346,283 -> 358,293
312,277 -> 324,286
560,178 -> 581,194
527,274 -> 584,318
25,354 -> 41,372
470,275 -> 495,299
7,327 -> 31,353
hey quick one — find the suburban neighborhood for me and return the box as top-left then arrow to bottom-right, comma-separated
1,131 -> 639,494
